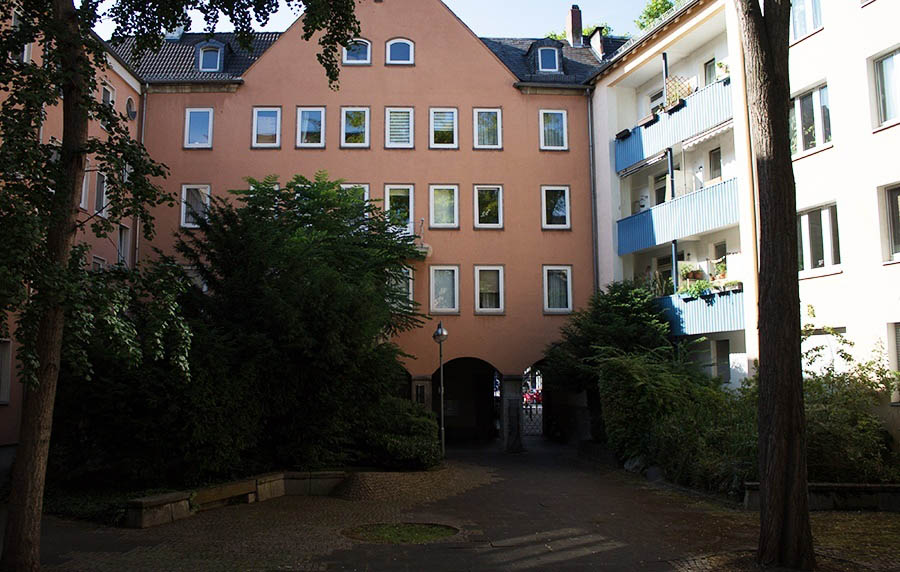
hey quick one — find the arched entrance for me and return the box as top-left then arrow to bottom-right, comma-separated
431,358 -> 501,444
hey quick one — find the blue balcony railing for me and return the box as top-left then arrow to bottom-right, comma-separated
616,78 -> 734,173
617,177 -> 739,256
657,290 -> 745,336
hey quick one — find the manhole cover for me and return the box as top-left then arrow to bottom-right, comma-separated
343,523 -> 459,544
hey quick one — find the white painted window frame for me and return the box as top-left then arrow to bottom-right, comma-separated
80,160 -> 90,209
539,109 -> 569,151
541,185 -> 571,230
252,107 -> 282,148
385,184 -> 415,235
11,12 -> 32,64
181,184 -> 211,229
875,49 -> 900,126
790,84 -> 830,156
118,224 -> 131,266
429,107 -> 458,149
474,185 -> 504,229
296,106 -> 326,148
94,172 -> 108,217
430,265 -> 460,314
886,185 -> 900,261
473,108 -> 502,150
790,0 -> 823,43
385,107 -> 415,149
341,106 -> 370,148
199,47 -> 222,72
798,203 -> 840,277
100,82 -> 116,131
340,183 -> 370,201
538,47 -> 559,72
184,108 -> 214,149
429,184 -> 459,229
543,265 -> 573,313
385,38 -> 415,65
342,38 -> 371,65
474,265 -> 504,314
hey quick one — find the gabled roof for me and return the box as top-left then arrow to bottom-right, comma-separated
110,32 -> 281,84
480,35 -> 629,86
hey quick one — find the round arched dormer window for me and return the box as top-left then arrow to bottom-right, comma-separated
386,38 -> 414,65
199,47 -> 221,72
342,39 -> 371,65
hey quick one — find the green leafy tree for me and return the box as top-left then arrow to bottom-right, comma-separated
546,23 -> 612,41
0,0 -> 362,567
635,0 -> 674,31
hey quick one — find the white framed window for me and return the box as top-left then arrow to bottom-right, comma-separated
343,39 -> 371,65
541,185 -> 570,229
181,184 -> 210,228
341,183 -> 369,201
430,265 -> 459,314
708,147 -> 722,181
543,265 -> 573,313
538,47 -> 559,72
341,107 -> 370,148
91,256 -> 106,272
252,107 -> 281,148
94,172 -> 107,216
184,108 -> 213,148
474,185 -> 503,229
887,185 -> 900,260
649,89 -> 665,113
100,83 -> 115,130
875,49 -> 899,126
704,58 -> 717,86
789,84 -> 831,155
539,110 -> 568,150
798,204 -> 841,274
790,0 -> 823,42
473,108 -> 502,149
385,184 -> 414,235
429,108 -> 458,149
475,266 -> 504,314
386,38 -> 414,65
11,12 -> 32,64
80,161 -> 90,209
429,185 -> 459,229
117,225 -> 131,266
199,47 -> 221,71
385,107 -> 414,148
297,106 -> 326,148
0,339 -> 10,405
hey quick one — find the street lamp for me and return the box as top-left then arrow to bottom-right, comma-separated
432,321 -> 448,457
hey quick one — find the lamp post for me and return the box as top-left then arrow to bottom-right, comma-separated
432,321 -> 448,457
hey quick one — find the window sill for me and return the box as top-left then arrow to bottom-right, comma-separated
789,26 -> 824,48
791,142 -> 833,162
429,310 -> 460,316
474,225 -> 504,231
342,62 -> 371,67
798,266 -> 842,281
544,310 -> 573,316
385,62 -> 415,67
340,145 -> 371,150
475,311 -> 505,316
541,226 -> 572,231
296,145 -> 326,150
873,118 -> 900,134
429,146 -> 460,150
251,145 -> 281,150
883,259 -> 900,267
473,147 -> 503,151
861,0 -> 878,7
385,146 -> 415,150
184,146 -> 213,150
539,147 -> 570,152
429,226 -> 459,230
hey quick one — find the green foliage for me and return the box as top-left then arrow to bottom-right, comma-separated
678,279 -> 713,298
635,0 -> 675,31
356,397 -> 442,470
50,173 -> 432,487
546,23 -> 612,41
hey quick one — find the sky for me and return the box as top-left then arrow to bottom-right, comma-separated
94,0 -> 645,40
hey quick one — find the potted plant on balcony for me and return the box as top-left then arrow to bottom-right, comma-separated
714,259 -> 727,281
722,280 -> 743,293
678,279 -> 714,300
679,263 -> 704,281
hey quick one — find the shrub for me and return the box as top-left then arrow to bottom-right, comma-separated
356,397 -> 441,470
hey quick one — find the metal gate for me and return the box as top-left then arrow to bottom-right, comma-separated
521,369 -> 543,436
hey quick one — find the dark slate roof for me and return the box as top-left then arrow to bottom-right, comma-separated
480,35 -> 629,86
109,32 -> 281,84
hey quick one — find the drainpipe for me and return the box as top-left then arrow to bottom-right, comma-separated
667,147 -> 678,292
133,84 -> 148,265
587,86 -> 600,292
662,52 -> 670,103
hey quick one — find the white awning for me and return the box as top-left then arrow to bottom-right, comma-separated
682,119 -> 734,150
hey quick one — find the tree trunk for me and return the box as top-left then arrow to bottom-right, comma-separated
1,0 -> 89,569
732,1 -> 815,569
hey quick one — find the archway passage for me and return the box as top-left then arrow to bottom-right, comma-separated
431,358 -> 501,444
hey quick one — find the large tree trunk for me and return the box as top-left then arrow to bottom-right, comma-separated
1,0 -> 89,569
732,1 -> 815,569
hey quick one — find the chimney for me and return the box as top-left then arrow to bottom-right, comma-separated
566,5 -> 583,47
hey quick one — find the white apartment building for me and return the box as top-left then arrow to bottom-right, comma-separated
589,0 -> 900,382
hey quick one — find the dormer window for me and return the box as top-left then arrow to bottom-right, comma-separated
199,47 -> 221,71
538,47 -> 559,72
386,38 -> 414,65
343,39 -> 371,65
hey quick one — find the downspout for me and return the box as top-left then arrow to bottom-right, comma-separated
667,148 -> 678,292
662,52 -> 669,102
133,84 -> 148,265
587,86 -> 600,292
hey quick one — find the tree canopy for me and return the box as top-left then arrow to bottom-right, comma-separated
635,0 -> 674,31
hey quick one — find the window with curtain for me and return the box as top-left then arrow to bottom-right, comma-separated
888,186 -> 900,259
789,84 -> 831,155
387,185 -> 413,234
542,186 -> 570,228
182,185 -> 210,228
342,108 -> 369,147
94,173 -> 106,215
431,267 -> 458,312
797,204 -> 840,272
298,107 -> 325,147
253,108 -> 281,147
386,108 -> 414,148
876,49 -> 899,125
476,267 -> 503,312
430,186 -> 458,228
475,109 -> 501,148
544,266 -> 571,312
540,110 -> 567,150
475,186 -> 502,228
790,0 -> 822,42
430,109 -> 457,147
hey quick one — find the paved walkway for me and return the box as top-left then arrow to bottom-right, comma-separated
25,437 -> 900,571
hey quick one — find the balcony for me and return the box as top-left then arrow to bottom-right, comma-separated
616,78 -> 734,174
657,289 -> 745,337
617,178 -> 739,256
